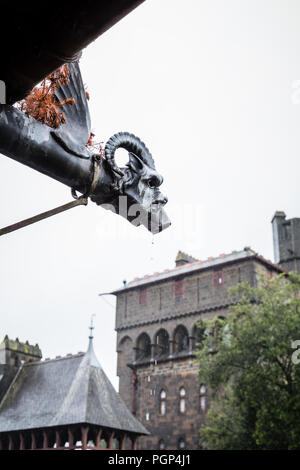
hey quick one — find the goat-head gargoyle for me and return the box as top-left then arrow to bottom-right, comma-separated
0,61 -> 170,234
100,132 -> 170,233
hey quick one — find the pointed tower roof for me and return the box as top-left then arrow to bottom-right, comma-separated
0,334 -> 149,436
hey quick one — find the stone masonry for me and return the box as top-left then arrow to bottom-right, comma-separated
112,247 -> 283,450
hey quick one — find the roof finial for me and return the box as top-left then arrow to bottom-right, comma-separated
85,314 -> 101,367
89,314 -> 96,340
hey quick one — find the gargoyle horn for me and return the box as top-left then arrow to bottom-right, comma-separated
105,132 -> 156,177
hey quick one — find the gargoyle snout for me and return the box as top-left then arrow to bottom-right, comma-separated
153,193 -> 168,206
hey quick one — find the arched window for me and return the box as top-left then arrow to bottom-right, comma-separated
154,329 -> 169,357
179,387 -> 186,413
173,325 -> 189,353
118,336 -> 133,373
136,333 -> 151,360
178,437 -> 186,449
212,316 -> 226,346
192,324 -> 206,350
159,389 -> 167,415
200,384 -> 207,412
158,439 -> 166,450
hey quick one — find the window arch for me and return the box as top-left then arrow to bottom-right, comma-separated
199,384 -> 207,412
159,389 -> 167,416
118,335 -> 132,350
158,439 -> 166,450
179,387 -> 186,414
135,333 -> 151,360
154,329 -> 169,357
178,437 -> 186,450
192,324 -> 206,350
117,336 -> 133,379
173,325 -> 189,353
212,316 -> 226,344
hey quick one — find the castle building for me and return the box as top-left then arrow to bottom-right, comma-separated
1,211 -> 299,450
111,212 -> 300,450
0,333 -> 148,450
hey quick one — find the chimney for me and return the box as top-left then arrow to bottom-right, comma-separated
175,251 -> 198,267
272,211 -> 286,265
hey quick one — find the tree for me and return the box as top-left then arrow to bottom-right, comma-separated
196,272 -> 300,450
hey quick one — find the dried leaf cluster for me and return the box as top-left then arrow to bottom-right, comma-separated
18,65 -> 75,128
18,65 -> 103,153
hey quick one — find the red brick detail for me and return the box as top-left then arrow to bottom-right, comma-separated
139,289 -> 148,306
174,279 -> 184,298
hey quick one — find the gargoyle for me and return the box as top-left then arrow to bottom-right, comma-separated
0,61 -> 170,234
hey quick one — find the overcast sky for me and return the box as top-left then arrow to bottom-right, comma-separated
1,0 -> 300,388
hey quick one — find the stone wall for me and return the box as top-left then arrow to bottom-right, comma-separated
115,257 -> 277,449
135,359 -> 206,450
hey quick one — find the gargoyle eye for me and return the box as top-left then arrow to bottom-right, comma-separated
147,175 -> 162,188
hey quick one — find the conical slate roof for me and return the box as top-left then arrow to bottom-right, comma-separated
0,338 -> 149,436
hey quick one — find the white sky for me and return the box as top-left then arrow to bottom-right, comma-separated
1,0 -> 300,389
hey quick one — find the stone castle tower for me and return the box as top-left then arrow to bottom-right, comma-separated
112,211 -> 300,450
272,211 -> 300,274
0,336 -> 42,368
0,336 -> 42,406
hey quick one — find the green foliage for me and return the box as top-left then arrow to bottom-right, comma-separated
196,272 -> 300,450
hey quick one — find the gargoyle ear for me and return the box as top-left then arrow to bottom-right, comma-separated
127,152 -> 144,173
